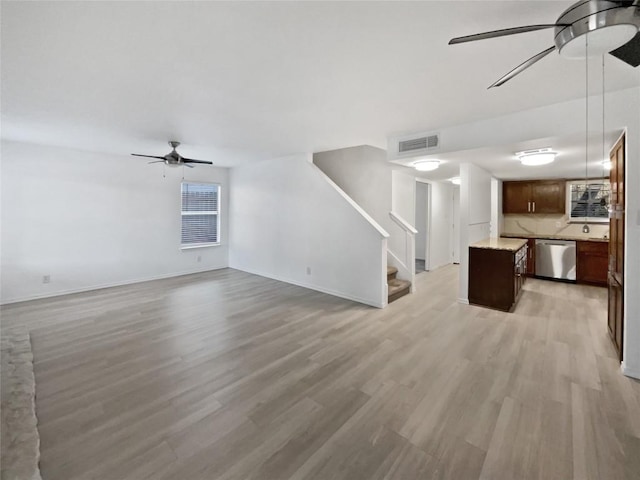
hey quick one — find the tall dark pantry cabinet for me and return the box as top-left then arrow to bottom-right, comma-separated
608,134 -> 625,361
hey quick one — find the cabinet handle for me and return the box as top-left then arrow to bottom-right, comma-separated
533,202 -> 536,212
528,201 -> 531,212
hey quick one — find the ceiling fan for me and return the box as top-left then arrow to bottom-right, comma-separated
131,141 -> 213,168
449,0 -> 640,88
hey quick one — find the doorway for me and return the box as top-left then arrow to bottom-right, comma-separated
415,181 -> 430,273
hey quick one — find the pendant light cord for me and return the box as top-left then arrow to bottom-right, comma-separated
583,36 -> 590,234
602,54 -> 605,179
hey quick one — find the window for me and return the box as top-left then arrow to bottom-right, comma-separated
181,182 -> 220,247
566,180 -> 610,224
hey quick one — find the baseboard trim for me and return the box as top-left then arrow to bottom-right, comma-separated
231,266 -> 385,309
0,266 -> 228,305
457,297 -> 469,305
621,362 -> 640,380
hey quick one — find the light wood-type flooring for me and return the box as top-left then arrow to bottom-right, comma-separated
2,266 -> 640,479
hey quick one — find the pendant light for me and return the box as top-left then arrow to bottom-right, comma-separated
582,35 -> 590,234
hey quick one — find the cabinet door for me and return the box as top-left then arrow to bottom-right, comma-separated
531,180 -> 565,214
577,241 -> 608,286
526,239 -> 536,276
503,182 -> 531,214
610,138 -> 624,282
608,275 -> 623,361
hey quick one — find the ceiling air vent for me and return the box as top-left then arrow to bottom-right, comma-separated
398,134 -> 439,153
387,131 -> 441,162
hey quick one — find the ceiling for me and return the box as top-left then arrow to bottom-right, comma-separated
2,1 -> 639,174
404,129 -> 624,182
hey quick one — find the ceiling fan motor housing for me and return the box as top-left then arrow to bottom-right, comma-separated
554,0 -> 640,58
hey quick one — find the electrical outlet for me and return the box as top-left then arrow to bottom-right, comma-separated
42,275 -> 50,284
197,255 -> 202,263
306,267 -> 311,275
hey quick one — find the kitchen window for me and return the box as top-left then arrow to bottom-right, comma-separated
181,182 -> 220,248
566,180 -> 610,224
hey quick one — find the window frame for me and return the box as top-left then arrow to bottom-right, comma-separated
565,179 -> 610,224
180,182 -> 221,249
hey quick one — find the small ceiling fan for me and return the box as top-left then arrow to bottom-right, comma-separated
131,141 -> 213,168
449,0 -> 640,88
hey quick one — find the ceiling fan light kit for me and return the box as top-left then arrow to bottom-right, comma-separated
413,160 -> 441,171
131,141 -> 213,168
449,0 -> 640,87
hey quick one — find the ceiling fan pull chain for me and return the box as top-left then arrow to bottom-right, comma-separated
602,54 -> 606,179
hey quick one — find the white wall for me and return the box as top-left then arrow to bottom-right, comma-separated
490,177 -> 503,238
391,170 -> 415,223
458,163 -> 493,303
229,153 -> 388,308
0,140 -> 229,304
313,145 -> 393,233
415,182 -> 428,261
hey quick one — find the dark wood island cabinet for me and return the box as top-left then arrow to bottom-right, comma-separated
469,238 -> 528,312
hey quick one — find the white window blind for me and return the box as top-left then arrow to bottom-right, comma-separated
181,183 -> 220,247
567,180 -> 610,224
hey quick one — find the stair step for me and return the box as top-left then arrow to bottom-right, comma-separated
387,266 -> 398,281
388,278 -> 411,303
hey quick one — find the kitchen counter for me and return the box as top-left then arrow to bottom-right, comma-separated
470,237 -> 528,252
501,233 -> 608,243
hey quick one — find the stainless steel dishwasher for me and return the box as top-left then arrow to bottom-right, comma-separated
535,239 -> 577,281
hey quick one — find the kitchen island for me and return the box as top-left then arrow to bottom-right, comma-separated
468,237 -> 528,312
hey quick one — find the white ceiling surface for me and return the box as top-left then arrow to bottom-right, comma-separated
408,129 -> 624,182
2,1 -> 639,172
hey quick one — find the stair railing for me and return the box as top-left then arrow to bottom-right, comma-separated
388,211 -> 417,293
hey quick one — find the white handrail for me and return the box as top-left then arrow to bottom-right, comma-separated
389,211 -> 418,234
387,211 -> 416,294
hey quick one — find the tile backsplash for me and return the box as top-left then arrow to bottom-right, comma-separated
503,214 -> 609,239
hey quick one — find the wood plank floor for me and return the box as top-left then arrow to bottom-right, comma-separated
2,266 -> 639,479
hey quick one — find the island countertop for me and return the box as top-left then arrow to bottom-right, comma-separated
501,233 -> 608,243
470,237 -> 528,252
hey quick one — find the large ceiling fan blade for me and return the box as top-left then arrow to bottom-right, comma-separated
131,154 -> 165,160
488,45 -> 556,88
449,24 -> 565,45
609,31 -> 640,67
182,158 -> 213,165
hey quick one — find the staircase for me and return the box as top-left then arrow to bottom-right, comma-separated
387,266 -> 411,303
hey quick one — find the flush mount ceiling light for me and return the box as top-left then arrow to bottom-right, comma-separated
413,160 -> 440,171
450,177 -> 461,185
516,148 -> 556,166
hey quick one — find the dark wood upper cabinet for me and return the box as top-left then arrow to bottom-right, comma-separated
503,181 -> 531,214
503,180 -> 565,214
531,181 -> 566,213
